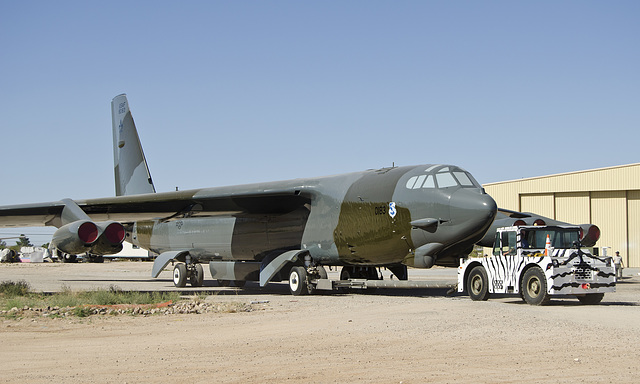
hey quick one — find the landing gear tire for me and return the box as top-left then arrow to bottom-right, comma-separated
173,263 -> 187,288
86,254 -> 104,263
289,266 -> 309,296
189,264 -> 204,287
317,265 -> 328,279
467,266 -> 490,301
59,252 -> 78,263
340,267 -> 352,280
521,267 -> 550,305
577,293 -> 604,305
339,267 -> 357,293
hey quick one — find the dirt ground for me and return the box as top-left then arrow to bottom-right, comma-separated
1,262 -> 639,383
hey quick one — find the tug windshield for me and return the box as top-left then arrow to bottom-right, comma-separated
521,228 -> 580,249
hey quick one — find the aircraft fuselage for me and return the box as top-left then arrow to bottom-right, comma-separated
130,164 -> 497,269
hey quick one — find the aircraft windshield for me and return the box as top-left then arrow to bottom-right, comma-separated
405,167 -> 481,190
521,228 -> 580,249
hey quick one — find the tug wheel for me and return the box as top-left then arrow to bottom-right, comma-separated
467,266 -> 489,301
521,267 -> 550,305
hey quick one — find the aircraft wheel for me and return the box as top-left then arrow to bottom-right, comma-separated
467,266 -> 490,301
521,267 -> 550,305
577,293 -> 604,305
86,254 -> 104,263
317,265 -> 328,279
60,253 -> 78,263
173,263 -> 187,288
340,267 -> 352,280
339,267 -> 354,293
367,267 -> 381,280
190,264 -> 204,287
289,266 -> 309,296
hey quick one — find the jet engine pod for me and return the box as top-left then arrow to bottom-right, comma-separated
52,220 -> 99,255
579,224 -> 600,247
90,221 -> 126,255
413,242 -> 444,268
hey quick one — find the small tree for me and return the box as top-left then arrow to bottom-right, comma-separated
16,235 -> 33,248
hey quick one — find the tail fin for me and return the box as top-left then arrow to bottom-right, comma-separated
111,94 -> 156,196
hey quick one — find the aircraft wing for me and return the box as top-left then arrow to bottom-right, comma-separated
496,207 -> 531,219
0,184 -> 315,229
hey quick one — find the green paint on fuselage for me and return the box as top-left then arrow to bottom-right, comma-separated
334,166 -> 415,265
335,201 -> 412,265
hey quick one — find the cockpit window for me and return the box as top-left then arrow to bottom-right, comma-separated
452,171 -> 474,187
422,175 -> 435,188
435,172 -> 457,188
412,175 -> 426,189
405,167 -> 480,190
424,165 -> 439,172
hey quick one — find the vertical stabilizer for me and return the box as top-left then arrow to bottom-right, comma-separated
111,94 -> 156,196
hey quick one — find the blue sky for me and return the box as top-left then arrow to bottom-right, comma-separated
1,1 -> 638,245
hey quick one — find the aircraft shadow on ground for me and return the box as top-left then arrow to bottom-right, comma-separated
75,278 -> 458,298
56,278 -> 639,305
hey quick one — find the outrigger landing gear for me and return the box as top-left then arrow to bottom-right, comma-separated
172,256 -> 205,288
85,253 -> 105,263
173,263 -> 187,287
288,266 -> 309,295
56,250 -> 78,263
287,264 -> 328,296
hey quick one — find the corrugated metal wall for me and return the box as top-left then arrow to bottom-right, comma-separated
520,194 -> 554,218
628,191 -> 640,267
556,192 -> 590,223
484,163 -> 640,267
591,191 -> 627,258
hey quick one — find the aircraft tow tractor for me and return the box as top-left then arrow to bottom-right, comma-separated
457,225 -> 616,305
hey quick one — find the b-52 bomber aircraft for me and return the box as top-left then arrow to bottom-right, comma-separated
0,94 -> 497,295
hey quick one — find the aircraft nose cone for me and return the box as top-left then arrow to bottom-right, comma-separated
449,189 -> 497,238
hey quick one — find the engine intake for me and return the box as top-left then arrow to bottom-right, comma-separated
52,220 -> 99,255
52,220 -> 126,255
579,224 -> 600,247
90,222 -> 126,254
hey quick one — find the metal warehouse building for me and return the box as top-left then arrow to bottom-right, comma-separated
483,163 -> 640,267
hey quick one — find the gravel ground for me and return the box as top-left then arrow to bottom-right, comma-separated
1,262 -> 639,383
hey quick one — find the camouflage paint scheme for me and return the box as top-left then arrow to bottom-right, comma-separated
0,94 -> 498,289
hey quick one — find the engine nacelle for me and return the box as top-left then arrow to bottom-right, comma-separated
52,220 -> 99,255
89,221 -> 126,255
579,224 -> 601,247
52,220 -> 126,256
